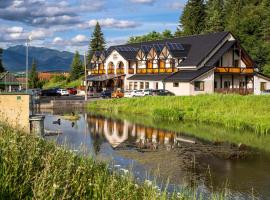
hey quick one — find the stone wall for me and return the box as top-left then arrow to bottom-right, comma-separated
0,94 -> 30,132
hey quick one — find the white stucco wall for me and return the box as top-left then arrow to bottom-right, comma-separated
165,82 -> 191,96
104,50 -> 129,74
254,75 -> 270,95
125,80 -> 164,91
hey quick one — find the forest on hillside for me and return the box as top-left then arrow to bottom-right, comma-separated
128,0 -> 270,75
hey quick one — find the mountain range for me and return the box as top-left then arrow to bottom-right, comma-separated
2,45 -> 78,72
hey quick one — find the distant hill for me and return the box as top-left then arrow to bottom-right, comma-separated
2,45 -> 79,72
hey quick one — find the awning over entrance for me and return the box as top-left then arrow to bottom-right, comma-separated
87,74 -> 124,82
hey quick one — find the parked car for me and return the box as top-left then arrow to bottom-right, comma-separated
261,89 -> 270,95
143,89 -> 153,96
57,89 -> 69,96
41,88 -> 60,96
124,90 -> 133,98
133,90 -> 145,97
101,90 -> 112,98
67,88 -> 77,95
156,89 -> 175,96
112,89 -> 124,98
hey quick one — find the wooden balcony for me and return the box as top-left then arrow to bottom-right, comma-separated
215,67 -> 254,74
107,69 -> 115,74
90,69 -> 105,74
116,68 -> 125,74
136,68 -> 177,74
128,68 -> 135,74
215,88 -> 253,95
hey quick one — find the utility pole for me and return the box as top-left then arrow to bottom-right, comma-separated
25,35 -> 32,92
84,52 -> 87,101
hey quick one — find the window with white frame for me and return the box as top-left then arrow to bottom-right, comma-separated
134,82 -> 138,90
140,82 -> 144,89
194,81 -> 204,91
145,82 -> 149,89
173,82 -> 179,87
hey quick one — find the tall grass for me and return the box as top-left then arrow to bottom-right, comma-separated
0,124 -> 230,200
88,94 -> 270,134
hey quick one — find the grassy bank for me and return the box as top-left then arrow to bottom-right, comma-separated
88,94 -> 270,134
0,124 -> 229,199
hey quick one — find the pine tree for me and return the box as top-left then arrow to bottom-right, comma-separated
28,59 -> 39,89
87,22 -> 106,64
0,48 -> 5,73
180,0 -> 206,35
70,51 -> 83,81
204,0 -> 224,32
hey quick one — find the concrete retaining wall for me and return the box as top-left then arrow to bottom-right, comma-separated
0,94 -> 30,132
40,100 -> 87,109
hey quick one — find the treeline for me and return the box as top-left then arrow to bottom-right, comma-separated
128,0 -> 270,74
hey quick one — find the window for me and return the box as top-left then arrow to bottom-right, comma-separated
214,81 -> 217,89
155,82 -> 159,89
239,81 -> 246,88
134,82 -> 138,90
173,82 -> 179,87
194,81 -> 204,91
145,82 -> 149,89
140,82 -> 144,89
129,82 -> 133,90
260,82 -> 266,91
224,81 -> 231,89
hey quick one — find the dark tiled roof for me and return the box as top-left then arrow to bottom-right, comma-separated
127,73 -> 171,81
205,41 -> 236,67
111,32 -> 230,66
164,65 -> 215,82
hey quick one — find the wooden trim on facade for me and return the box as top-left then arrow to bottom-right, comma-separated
215,67 -> 254,74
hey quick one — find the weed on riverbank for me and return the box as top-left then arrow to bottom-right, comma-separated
88,94 -> 270,134
0,124 -> 229,200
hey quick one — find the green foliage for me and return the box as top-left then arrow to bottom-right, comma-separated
70,51 -> 83,81
204,0 -> 224,32
88,22 -> 106,63
43,76 -> 82,89
88,95 -> 270,134
0,124 -> 228,199
0,48 -> 5,73
128,30 -> 175,43
28,59 -> 40,89
180,0 -> 206,35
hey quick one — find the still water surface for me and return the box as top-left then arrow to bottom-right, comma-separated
41,109 -> 270,200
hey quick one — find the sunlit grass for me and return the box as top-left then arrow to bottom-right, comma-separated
88,94 -> 270,134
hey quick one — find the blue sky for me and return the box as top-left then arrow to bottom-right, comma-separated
0,0 -> 186,53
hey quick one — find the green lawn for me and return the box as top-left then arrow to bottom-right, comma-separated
88,94 -> 270,134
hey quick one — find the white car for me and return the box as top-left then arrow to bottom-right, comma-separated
57,89 -> 69,96
124,90 -> 133,98
143,89 -> 153,96
133,90 -> 145,97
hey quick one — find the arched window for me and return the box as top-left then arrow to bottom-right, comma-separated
108,62 -> 114,70
118,61 -> 124,69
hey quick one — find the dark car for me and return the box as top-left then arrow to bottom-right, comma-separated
41,88 -> 61,96
101,90 -> 112,98
67,88 -> 77,95
156,89 -> 175,96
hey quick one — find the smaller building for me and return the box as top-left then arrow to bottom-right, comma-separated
0,71 -> 22,92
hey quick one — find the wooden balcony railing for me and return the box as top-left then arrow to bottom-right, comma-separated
215,67 -> 254,74
90,69 -> 105,74
128,68 -> 134,74
116,68 -> 125,74
136,68 -> 177,74
215,88 -> 253,95
107,69 -> 115,74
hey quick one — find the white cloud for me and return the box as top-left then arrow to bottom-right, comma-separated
80,18 -> 140,29
71,34 -> 88,43
52,37 -> 63,44
168,2 -> 184,10
129,0 -> 156,4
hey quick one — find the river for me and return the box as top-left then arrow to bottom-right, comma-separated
40,108 -> 270,200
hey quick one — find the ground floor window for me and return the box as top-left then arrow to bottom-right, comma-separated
194,81 -> 204,91
214,81 -> 217,89
134,82 -> 138,90
140,82 -> 144,89
260,82 -> 266,91
224,81 -> 231,89
239,81 -> 246,88
129,82 -> 133,90
173,82 -> 179,87
145,82 -> 149,89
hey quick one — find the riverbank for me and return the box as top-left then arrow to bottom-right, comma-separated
0,124 -> 227,200
88,94 -> 270,134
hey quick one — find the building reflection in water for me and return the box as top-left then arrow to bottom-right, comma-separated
88,115 -> 177,151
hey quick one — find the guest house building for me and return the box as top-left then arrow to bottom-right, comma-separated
87,31 -> 270,96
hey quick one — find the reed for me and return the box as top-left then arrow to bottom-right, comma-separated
88,94 -> 270,134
